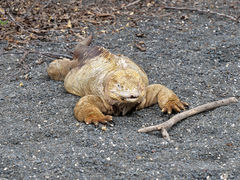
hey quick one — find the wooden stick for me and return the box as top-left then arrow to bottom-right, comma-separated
0,51 -> 72,59
5,10 -> 30,34
162,6 -> 239,22
36,51 -> 72,59
138,97 -> 238,141
124,0 -> 141,8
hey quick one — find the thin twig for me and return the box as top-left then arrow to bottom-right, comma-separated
19,51 -> 30,65
124,0 -> 141,8
42,0 -> 53,9
4,7 -> 42,36
159,12 -> 173,18
22,0 -> 38,19
162,6 -> 239,22
0,51 -> 72,59
0,51 -> 24,56
36,51 -> 72,59
135,42 -> 146,51
138,97 -> 238,141
5,10 -> 30,33
37,0 -> 53,15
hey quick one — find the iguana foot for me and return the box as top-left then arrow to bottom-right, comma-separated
136,84 -> 188,114
84,113 -> 112,126
74,95 -> 113,126
160,94 -> 188,114
74,107 -> 113,126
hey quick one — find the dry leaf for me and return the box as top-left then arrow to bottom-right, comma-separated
0,7 -> 5,14
96,13 -> 112,17
19,82 -> 24,87
135,42 -> 146,51
147,3 -> 152,7
136,33 -> 145,38
67,20 -> 72,28
100,30 -> 106,33
136,155 -> 142,160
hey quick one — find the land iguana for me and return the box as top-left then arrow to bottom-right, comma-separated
47,35 -> 188,125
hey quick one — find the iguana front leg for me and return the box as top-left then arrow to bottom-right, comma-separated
137,84 -> 188,114
74,95 -> 112,125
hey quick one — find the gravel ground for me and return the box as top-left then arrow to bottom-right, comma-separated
1,1 -> 240,179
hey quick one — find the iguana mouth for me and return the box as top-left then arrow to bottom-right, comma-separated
110,90 -> 141,103
122,95 -> 139,102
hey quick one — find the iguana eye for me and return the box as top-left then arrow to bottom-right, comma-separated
117,83 -> 122,89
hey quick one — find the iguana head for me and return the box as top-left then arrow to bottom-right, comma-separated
104,69 -> 146,105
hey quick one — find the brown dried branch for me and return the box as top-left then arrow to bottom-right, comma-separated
138,97 -> 238,141
124,0 -> 141,9
42,0 -> 53,9
0,51 -> 72,59
162,6 -> 239,22
5,10 -> 29,33
22,0 -> 38,19
19,51 -> 30,65
19,51 -> 31,72
96,13 -> 113,18
135,42 -> 146,51
4,8 -> 42,37
35,51 -> 72,59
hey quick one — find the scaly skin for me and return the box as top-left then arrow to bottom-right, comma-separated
47,35 -> 188,125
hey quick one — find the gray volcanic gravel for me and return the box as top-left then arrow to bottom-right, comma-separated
1,2 -> 240,179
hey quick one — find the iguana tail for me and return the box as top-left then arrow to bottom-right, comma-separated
47,35 -> 93,81
73,35 -> 93,60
